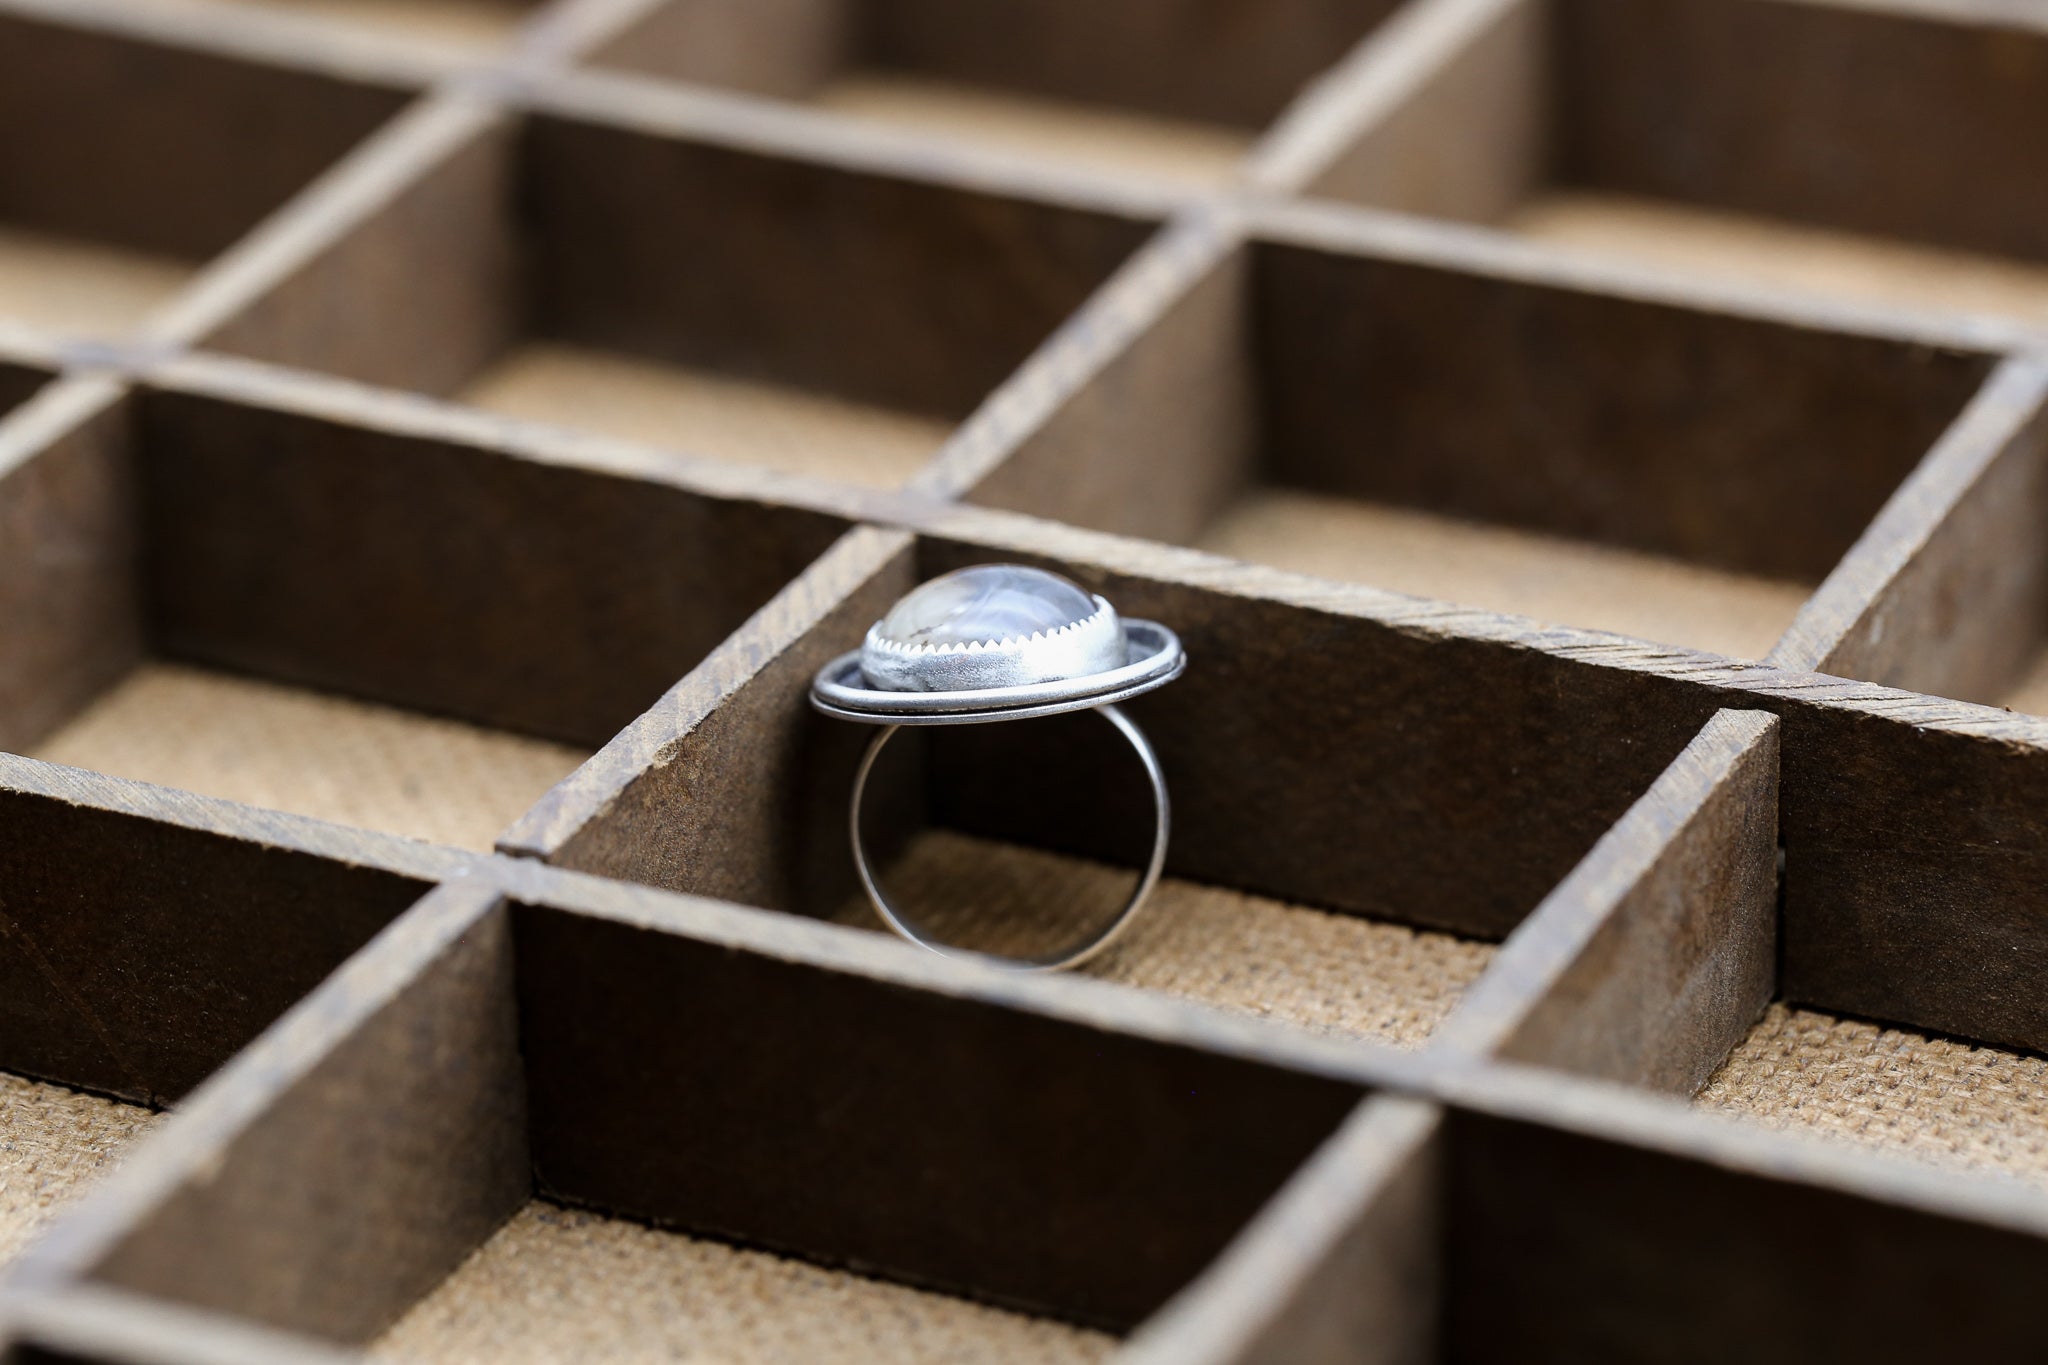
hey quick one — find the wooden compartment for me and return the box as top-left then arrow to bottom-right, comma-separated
1307,0 -> 2048,325
0,365 -> 852,851
0,753 -> 454,1285
959,211 -> 2000,660
501,521 -> 1769,1047
584,0 -> 1410,187
30,874 -> 1376,1357
199,95 -> 1162,489
0,10 -> 412,338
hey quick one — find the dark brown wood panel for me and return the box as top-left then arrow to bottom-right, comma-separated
1439,709 -> 1779,1094
0,12 -> 414,260
0,754 -> 455,1105
137,381 -> 850,746
76,882 -> 528,1345
512,894 -> 1370,1330
1556,0 -> 2048,263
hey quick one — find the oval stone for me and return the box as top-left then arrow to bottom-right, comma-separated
875,564 -> 1098,648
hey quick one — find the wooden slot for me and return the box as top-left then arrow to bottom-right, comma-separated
0,374 -> 850,851
0,11 -> 413,336
61,872 -> 1375,1347
200,102 -> 1158,488
587,0 -> 1407,186
0,753 -> 450,1118
968,230 -> 1994,660
1313,0 -> 2048,327
1443,1070 -> 2048,1364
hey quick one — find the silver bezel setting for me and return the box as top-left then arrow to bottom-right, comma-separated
859,592 -> 1126,692
813,619 -> 1184,725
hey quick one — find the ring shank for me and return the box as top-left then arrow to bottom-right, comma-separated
848,703 -> 1170,972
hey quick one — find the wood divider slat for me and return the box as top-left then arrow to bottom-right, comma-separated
1771,352 -> 2048,700
1,1285 -> 357,1365
1434,709 -> 1780,1093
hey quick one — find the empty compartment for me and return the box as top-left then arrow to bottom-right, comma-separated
0,755 -> 443,1272
966,229 -> 1999,658
201,106 -> 1159,488
588,0 -> 1410,186
65,883 -> 1373,1357
1319,0 -> 2048,324
506,527 -> 1738,1046
0,374 -> 852,850
108,0 -> 544,53
0,12 -> 412,337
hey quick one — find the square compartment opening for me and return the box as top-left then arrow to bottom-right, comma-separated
0,13 -> 412,337
588,0 -> 1411,187
1323,0 -> 2048,325
969,235 -> 1999,660
0,381 -> 851,850
202,109 -> 1160,489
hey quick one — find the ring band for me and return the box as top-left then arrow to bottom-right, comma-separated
811,563 -> 1186,972
848,704 -> 1170,972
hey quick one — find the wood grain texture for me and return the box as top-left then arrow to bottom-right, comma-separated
138,380 -> 848,747
1773,355 -> 2048,703
54,880 -> 527,1345
512,894 -> 1369,1330
0,753 -> 456,1105
0,10 -> 413,260
1437,710 -> 1779,1094
1120,1098 -> 1440,1365
0,380 -> 142,754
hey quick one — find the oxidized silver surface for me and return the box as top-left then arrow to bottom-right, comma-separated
809,563 -> 1185,970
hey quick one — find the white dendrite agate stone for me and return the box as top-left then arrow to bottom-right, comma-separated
861,564 -> 1127,692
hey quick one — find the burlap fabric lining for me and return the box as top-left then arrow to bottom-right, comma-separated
835,830 -> 1495,1046
0,1072 -> 159,1271
373,1202 -> 1114,1364
1698,1003 -> 2048,1187
33,664 -> 587,852
1197,488 -> 1811,662
462,343 -> 951,490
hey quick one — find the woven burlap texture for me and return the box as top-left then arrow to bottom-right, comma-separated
0,1073 -> 158,1271
34,664 -> 587,852
373,1201 -> 1114,1365
836,830 -> 1495,1046
463,343 -> 951,489
1197,488 -> 1811,661
1698,1003 -> 2048,1186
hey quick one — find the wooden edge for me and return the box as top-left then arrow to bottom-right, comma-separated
1435,1056 -> 2048,1243
1432,708 -> 1780,1093
0,0 -> 462,91
498,854 -> 1432,1095
1246,0 -> 1529,206
1246,195 -> 2037,359
911,206 -> 1244,503
510,62 -> 1200,222
10,876 -> 522,1342
1118,1097 -> 1441,1365
0,376 -> 126,487
0,1286 -> 353,1365
0,325 -> 69,376
883,496 -> 2048,743
138,94 -> 503,356
511,0 -> 692,66
1770,352 -> 2048,695
139,349 -> 897,525
0,753 -> 477,885
496,522 -> 908,857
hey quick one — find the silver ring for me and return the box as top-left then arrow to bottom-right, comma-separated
848,704 -> 1169,971
809,563 -> 1186,971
